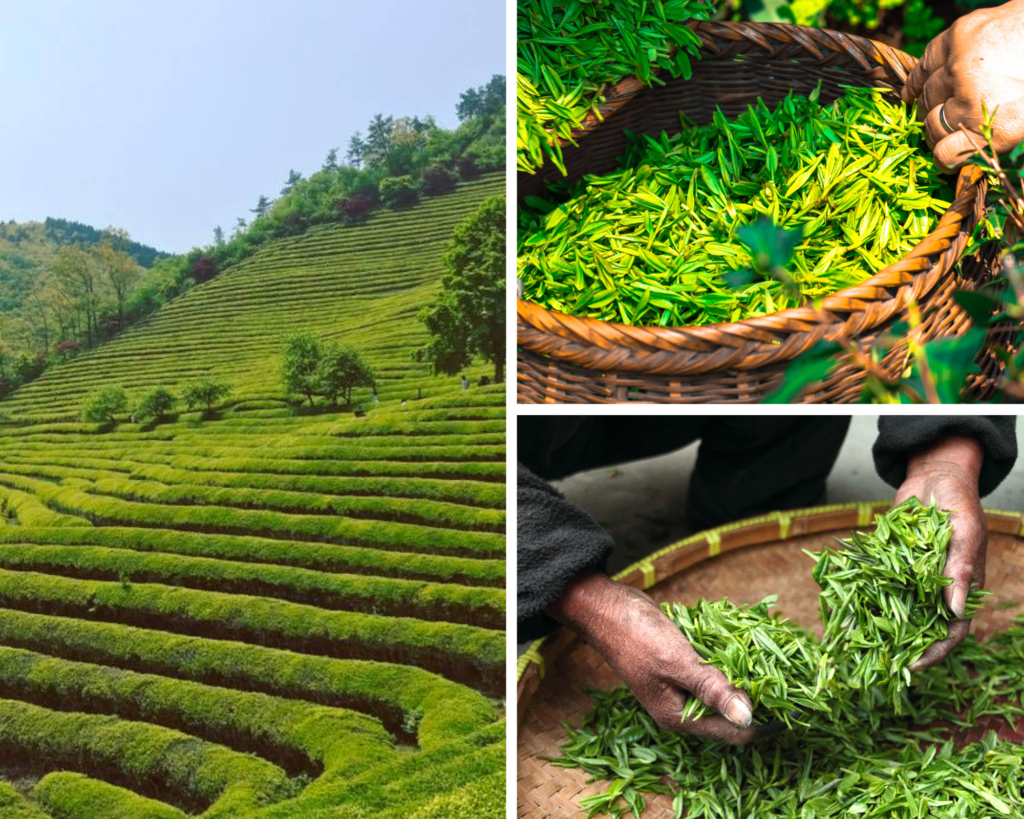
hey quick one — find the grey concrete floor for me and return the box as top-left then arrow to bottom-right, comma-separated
518,415 -> 1024,650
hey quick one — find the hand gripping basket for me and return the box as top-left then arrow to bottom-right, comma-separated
516,21 -> 998,404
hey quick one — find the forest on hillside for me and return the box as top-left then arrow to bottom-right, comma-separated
0,75 -> 505,399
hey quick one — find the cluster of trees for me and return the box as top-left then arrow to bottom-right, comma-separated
281,331 -> 375,408
174,75 -> 506,288
81,378 -> 231,427
416,195 -> 506,383
1,232 -> 152,395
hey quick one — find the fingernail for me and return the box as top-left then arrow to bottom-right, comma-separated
724,695 -> 752,728
950,583 -> 967,619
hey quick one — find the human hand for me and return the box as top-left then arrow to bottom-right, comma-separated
892,434 -> 987,671
901,0 -> 1024,170
546,570 -> 765,744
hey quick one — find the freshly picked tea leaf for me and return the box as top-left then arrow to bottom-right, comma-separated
662,596 -> 837,727
810,496 -> 989,711
518,86 -> 952,327
517,0 -> 713,174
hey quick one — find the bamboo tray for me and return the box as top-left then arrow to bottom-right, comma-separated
517,502 -> 1024,818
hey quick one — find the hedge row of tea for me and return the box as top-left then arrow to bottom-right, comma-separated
0,172 -> 506,817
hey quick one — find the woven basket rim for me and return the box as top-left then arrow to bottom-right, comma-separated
516,502 -> 1024,691
517,21 -> 987,374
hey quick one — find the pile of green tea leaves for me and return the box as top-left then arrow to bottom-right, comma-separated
663,597 -> 836,727
551,500 -> 1022,818
555,636 -> 1024,819
812,497 -> 989,712
518,86 -> 952,327
517,0 -> 712,174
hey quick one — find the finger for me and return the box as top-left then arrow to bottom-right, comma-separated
902,31 -> 948,104
670,641 -> 754,728
639,682 -> 761,745
908,619 -> 971,671
926,124 -> 979,172
942,506 -> 988,617
916,71 -> 954,121
678,712 -> 764,746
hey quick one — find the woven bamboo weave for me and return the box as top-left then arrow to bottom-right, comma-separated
517,21 -> 997,404
517,504 -> 1024,818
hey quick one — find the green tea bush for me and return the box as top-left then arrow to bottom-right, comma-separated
0,698 -> 290,815
0,608 -> 496,750
0,526 -> 506,587
0,544 -> 504,628
0,569 -> 505,692
0,645 -> 394,775
34,773 -> 185,819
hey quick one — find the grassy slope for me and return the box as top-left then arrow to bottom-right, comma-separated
0,173 -> 505,819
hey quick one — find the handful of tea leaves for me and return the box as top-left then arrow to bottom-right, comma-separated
517,0 -> 711,174
518,86 -> 951,327
662,596 -> 835,727
811,497 -> 988,711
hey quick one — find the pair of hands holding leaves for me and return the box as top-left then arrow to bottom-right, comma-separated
545,436 -> 987,746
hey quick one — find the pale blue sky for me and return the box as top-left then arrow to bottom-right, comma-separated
0,1 -> 505,253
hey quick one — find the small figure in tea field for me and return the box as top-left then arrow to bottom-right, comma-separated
518,416 -> 1016,745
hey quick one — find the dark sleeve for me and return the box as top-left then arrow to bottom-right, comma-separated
517,461 -> 614,642
873,416 -> 1017,497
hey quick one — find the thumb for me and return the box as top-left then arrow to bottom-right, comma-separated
671,642 -> 753,728
943,508 -> 987,618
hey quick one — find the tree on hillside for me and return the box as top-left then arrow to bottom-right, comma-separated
234,217 -> 247,236
213,226 -> 225,246
323,148 -> 339,171
346,132 -> 366,168
182,378 -> 230,414
250,196 -> 271,220
457,75 -> 506,121
281,170 -> 303,195
317,343 -> 375,407
281,332 -> 374,407
81,385 -> 128,425
282,331 -> 323,406
365,114 -> 395,170
52,246 -> 101,347
134,387 -> 176,425
96,240 -> 142,331
415,195 -> 505,383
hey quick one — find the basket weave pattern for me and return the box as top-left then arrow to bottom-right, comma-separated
517,22 -> 997,404
517,505 -> 1024,817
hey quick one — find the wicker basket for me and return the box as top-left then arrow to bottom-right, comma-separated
517,21 -> 998,404
517,503 -> 1024,818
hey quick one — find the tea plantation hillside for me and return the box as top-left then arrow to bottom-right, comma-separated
0,173 -> 506,818
1,172 -> 502,423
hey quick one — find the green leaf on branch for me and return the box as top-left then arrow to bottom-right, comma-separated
953,290 -> 999,328
737,219 -> 803,273
918,328 -> 986,404
764,340 -> 842,404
